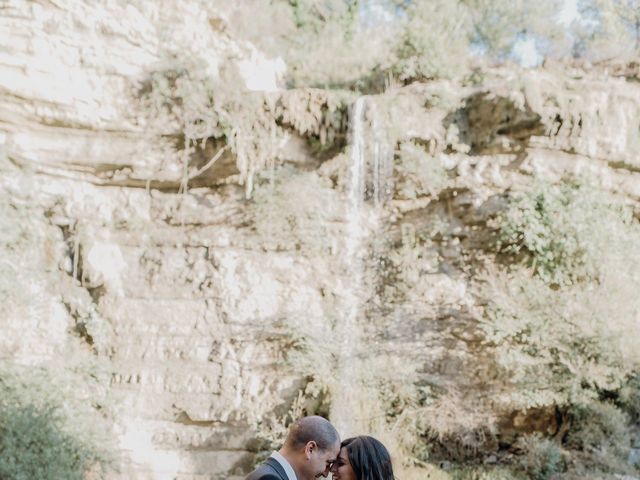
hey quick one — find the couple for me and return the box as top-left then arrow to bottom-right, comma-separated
246,416 -> 394,480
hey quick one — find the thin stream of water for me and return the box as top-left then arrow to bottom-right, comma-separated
330,96 -> 392,437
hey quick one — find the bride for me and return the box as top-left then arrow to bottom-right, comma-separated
330,436 -> 395,480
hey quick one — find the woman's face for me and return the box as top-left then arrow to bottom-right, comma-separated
331,447 -> 356,480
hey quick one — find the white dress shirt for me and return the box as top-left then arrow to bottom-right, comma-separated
270,451 -> 298,480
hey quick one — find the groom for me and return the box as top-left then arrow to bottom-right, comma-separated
246,416 -> 340,480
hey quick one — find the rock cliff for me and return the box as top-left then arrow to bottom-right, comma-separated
1,1 -> 640,479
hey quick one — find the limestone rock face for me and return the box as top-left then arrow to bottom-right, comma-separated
2,2 -> 640,479
1,2 -> 292,479
1,0 -> 285,189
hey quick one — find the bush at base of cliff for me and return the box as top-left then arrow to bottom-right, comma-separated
619,374 -> 640,425
565,401 -> 635,475
0,404 -> 102,480
481,266 -> 640,408
485,179 -> 640,403
450,466 -> 526,480
481,178 -> 640,476
517,434 -> 565,480
0,367 -> 110,480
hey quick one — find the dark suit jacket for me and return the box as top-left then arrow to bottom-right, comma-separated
246,456 -> 288,480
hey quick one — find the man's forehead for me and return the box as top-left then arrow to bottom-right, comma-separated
330,442 -> 341,457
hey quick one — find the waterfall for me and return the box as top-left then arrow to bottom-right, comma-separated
346,98 -> 367,260
370,100 -> 394,208
330,96 -> 392,437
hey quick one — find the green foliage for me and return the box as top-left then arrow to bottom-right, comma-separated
565,401 -> 632,471
573,0 -> 640,59
497,180 -> 635,285
393,0 -> 472,80
276,88 -> 351,150
228,0 -> 474,86
481,266 -> 640,408
207,1 -> 636,92
0,366 -> 109,480
462,0 -> 565,60
250,166 -> 342,253
483,177 -> 640,475
401,394 -> 495,464
142,61 -> 224,140
0,164 -> 58,328
227,0 -> 635,87
140,59 -> 282,196
0,405 -> 95,480
484,180 -> 640,409
450,466 -> 526,480
395,141 -> 451,199
140,59 -> 352,195
277,0 -> 396,88
227,0 -> 396,88
517,434 -> 564,480
619,374 -> 640,423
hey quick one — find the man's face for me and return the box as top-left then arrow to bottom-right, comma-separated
304,440 -> 340,479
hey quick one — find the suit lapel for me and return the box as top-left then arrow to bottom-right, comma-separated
265,456 -> 289,480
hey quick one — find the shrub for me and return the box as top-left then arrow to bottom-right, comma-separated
140,60 -> 352,196
450,466 -> 526,480
483,180 -> 640,407
0,404 -> 99,480
565,401 -> 632,473
140,60 -> 225,140
482,179 -> 640,475
496,180 -> 635,285
517,434 -> 564,480
139,60 -> 282,196
480,265 -> 640,408
227,0 -> 398,89
250,167 -> 342,253
0,366 -> 109,480
481,178 -> 640,396
393,0 -> 472,81
394,142 -> 451,200
619,374 -> 640,424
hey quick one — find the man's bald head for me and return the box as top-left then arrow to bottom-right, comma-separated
284,415 -> 339,451
279,416 -> 340,479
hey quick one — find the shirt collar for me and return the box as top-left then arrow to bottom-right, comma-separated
270,451 -> 298,480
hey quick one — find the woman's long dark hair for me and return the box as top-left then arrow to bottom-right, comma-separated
341,436 -> 395,480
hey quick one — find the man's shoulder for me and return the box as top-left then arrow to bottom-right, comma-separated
245,460 -> 285,480
246,473 -> 282,480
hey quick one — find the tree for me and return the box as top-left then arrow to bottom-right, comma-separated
572,0 -> 640,59
461,0 -> 566,60
393,0 -> 472,80
602,0 -> 640,51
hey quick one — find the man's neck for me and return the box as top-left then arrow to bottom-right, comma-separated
278,447 -> 303,480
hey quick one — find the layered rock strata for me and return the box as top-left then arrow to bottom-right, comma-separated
2,2 -> 640,478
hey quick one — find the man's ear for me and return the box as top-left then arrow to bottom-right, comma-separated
305,440 -> 317,460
